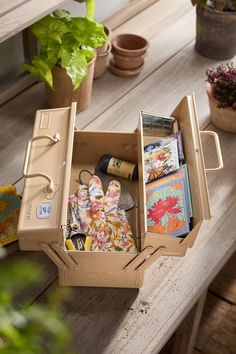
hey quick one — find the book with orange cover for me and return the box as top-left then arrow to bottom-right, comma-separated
146,169 -> 190,237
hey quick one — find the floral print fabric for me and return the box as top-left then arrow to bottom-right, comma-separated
0,185 -> 21,246
75,175 -> 137,252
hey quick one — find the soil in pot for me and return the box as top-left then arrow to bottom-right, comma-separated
206,82 -> 236,133
195,7 -> 236,60
46,55 -> 96,112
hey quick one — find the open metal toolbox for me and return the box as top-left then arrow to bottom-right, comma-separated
18,96 -> 223,288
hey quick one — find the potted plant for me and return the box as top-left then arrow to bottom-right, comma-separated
191,0 -> 236,59
22,1 -> 107,112
206,63 -> 236,132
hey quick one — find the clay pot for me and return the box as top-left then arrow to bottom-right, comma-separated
112,33 -> 149,57
206,82 -> 236,133
195,7 -> 236,60
112,51 -> 145,70
96,26 -> 112,55
109,59 -> 144,78
46,55 -> 96,112
94,43 -> 111,79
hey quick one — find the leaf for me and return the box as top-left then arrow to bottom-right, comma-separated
70,18 -> 107,49
22,57 -> 53,88
53,9 -> 72,23
31,15 -> 68,46
62,48 -> 88,90
80,45 -> 94,62
85,0 -> 95,20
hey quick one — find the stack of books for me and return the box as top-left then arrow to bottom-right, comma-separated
144,133 -> 193,238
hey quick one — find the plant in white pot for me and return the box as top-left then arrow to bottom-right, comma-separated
22,0 -> 107,111
206,63 -> 236,132
191,0 -> 236,59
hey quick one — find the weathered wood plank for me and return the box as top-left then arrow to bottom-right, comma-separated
78,3 -> 196,129
0,0 -> 28,17
196,293 -> 236,354
0,0 -> 196,186
0,0 -> 69,43
84,42 -> 229,134
210,252 -> 236,305
171,291 -> 208,354
0,72 -> 38,106
33,125 -> 236,354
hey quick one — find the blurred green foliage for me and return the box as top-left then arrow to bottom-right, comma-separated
0,248 -> 74,354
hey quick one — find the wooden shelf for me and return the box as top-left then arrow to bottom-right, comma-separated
0,0 -> 69,43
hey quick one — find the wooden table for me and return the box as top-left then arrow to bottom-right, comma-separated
1,0 -> 236,353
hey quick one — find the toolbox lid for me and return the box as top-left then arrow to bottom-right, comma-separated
138,95 -> 211,251
18,103 -> 76,247
171,95 -> 211,220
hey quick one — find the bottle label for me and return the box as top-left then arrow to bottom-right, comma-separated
107,158 -> 135,180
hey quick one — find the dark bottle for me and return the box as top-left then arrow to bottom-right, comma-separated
98,154 -> 138,180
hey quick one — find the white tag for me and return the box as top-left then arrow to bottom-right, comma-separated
36,202 -> 53,219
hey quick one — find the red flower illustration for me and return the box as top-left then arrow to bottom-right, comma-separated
157,151 -> 168,161
147,196 -> 182,224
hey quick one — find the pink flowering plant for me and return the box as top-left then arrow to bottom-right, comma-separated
206,63 -> 236,110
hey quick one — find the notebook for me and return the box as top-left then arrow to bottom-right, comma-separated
146,165 -> 192,237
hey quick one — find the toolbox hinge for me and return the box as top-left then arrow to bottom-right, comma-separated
40,242 -> 79,270
124,246 -> 166,272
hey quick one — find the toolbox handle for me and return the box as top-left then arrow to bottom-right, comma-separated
200,131 -> 223,173
23,133 -> 60,193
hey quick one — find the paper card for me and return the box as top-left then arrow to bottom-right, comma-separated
146,171 -> 190,237
144,136 -> 179,183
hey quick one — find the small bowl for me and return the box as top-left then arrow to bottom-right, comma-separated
109,59 -> 144,78
112,33 -> 149,57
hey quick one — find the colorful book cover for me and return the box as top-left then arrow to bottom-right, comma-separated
146,171 -> 190,237
144,136 -> 179,183
180,164 -> 193,219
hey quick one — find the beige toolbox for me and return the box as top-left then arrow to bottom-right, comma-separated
18,95 -> 223,288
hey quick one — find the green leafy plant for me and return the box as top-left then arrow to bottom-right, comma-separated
22,0 -> 107,90
206,63 -> 236,109
0,248 -> 73,354
191,0 -> 236,11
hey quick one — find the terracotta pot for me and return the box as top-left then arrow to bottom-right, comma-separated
94,43 -> 111,79
112,51 -> 145,70
46,55 -> 96,112
206,82 -> 236,133
195,7 -> 236,60
112,33 -> 149,57
96,26 -> 112,55
109,59 -> 144,78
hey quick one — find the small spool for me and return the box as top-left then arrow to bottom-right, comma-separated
98,154 -> 138,180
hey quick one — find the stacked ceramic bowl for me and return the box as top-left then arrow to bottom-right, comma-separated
110,34 -> 149,77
